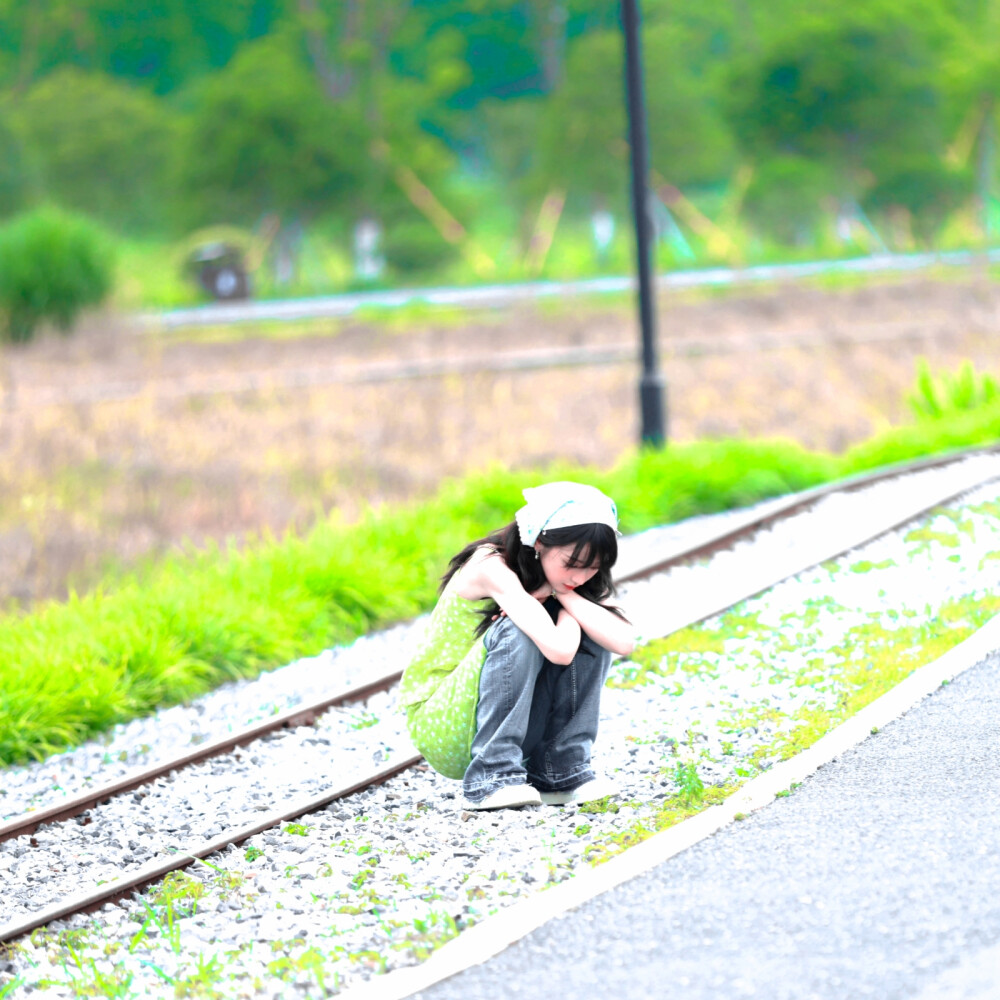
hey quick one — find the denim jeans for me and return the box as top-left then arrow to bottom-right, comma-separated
462,610 -> 612,803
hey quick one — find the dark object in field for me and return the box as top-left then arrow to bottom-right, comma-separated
187,242 -> 250,301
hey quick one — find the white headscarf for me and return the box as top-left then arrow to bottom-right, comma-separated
514,481 -> 619,547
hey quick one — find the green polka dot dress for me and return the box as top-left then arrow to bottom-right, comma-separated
399,576 -> 490,780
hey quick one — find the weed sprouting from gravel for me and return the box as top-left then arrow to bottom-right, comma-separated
0,977 -> 23,999
348,710 -> 380,730
673,761 -> 705,805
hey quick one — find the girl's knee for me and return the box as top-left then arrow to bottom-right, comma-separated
485,615 -> 544,660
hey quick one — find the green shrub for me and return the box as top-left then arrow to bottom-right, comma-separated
605,439 -> 837,530
907,359 -> 1000,421
0,114 -> 36,221
383,219 -> 460,275
841,402 -> 1000,475
0,206 -> 114,343
863,158 -> 971,245
741,155 -> 836,245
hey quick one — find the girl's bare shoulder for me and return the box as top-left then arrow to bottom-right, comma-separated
454,545 -> 510,600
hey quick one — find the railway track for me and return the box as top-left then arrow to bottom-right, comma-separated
4,446 -> 1000,981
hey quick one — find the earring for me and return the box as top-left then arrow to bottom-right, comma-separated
534,548 -> 540,560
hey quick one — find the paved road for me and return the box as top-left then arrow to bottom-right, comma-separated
152,248 -> 1000,329
415,649 -> 1000,1000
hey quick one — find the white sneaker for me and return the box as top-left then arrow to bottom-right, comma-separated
463,784 -> 543,810
539,777 -> 618,806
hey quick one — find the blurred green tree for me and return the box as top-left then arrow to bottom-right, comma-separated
732,13 -> 941,167
279,0 -> 466,273
725,0 -> 962,240
501,16 -> 736,209
863,156 -> 971,244
0,0 -> 89,91
0,111 -> 36,219
3,68 -> 178,232
937,0 -> 1000,238
0,0 -> 274,94
175,32 -> 365,228
742,155 -> 837,245
289,0 -> 462,215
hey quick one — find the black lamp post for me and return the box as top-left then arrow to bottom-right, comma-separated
621,0 -> 666,447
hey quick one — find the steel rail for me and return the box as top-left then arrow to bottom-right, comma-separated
618,449 -> 1000,643
0,753 -> 421,943
0,670 -> 403,844
2,443 -> 999,944
610,441 -> 1000,580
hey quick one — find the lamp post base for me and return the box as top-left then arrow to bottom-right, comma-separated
640,372 -> 666,447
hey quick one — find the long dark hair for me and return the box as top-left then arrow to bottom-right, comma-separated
442,519 -> 624,637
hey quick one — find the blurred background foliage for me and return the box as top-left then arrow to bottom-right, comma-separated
1,0 -> 1000,303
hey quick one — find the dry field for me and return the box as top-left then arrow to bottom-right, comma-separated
3,273 -> 1000,608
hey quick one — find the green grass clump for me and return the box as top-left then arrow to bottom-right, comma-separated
3,390 -> 1000,765
583,784 -> 735,865
907,359 -> 1000,421
840,398 -> 1000,475
0,206 -> 114,342
605,438 -> 837,529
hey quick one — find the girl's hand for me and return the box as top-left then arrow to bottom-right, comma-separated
528,583 -> 554,602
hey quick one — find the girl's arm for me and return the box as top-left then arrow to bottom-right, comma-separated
554,588 -> 635,657
456,551 -> 582,664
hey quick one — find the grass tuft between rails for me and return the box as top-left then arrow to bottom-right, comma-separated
2,404 -> 1000,766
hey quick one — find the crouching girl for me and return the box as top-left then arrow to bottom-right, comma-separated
400,482 -> 634,810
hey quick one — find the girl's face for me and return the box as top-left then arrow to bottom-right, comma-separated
536,543 -> 600,595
